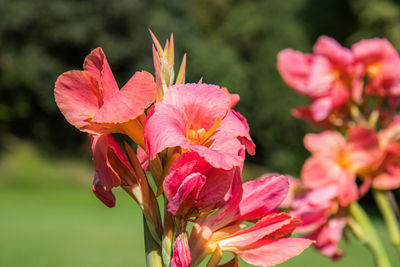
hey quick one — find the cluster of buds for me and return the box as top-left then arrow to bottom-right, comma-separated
54,31 -> 312,267
278,36 -> 400,266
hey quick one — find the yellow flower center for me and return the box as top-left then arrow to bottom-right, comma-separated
186,117 -> 224,146
366,63 -> 382,78
337,150 -> 352,170
187,128 -> 207,144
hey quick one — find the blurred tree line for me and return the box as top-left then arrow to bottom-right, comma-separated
1,0 -> 399,175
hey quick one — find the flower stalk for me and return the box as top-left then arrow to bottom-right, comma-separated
373,189 -> 400,253
349,202 -> 392,267
143,214 -> 164,267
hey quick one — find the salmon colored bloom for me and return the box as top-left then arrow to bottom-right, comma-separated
301,127 -> 380,206
288,184 -> 347,259
290,185 -> 340,234
373,120 -> 400,189
307,217 -> 347,259
189,175 -> 312,266
282,178 -> 349,259
55,47 -> 156,147
353,38 -> 400,101
54,47 -> 156,204
277,36 -> 355,122
144,83 -> 255,170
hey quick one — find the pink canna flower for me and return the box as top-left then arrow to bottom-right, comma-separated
171,231 -> 192,267
301,127 -> 380,206
163,152 -> 236,217
144,83 -> 255,170
278,36 -> 357,122
307,217 -> 347,259
290,185 -> 340,234
189,174 -> 312,266
54,48 -> 156,204
282,180 -> 349,260
92,172 -> 116,208
373,120 -> 400,189
353,38 -> 400,100
55,47 -> 156,147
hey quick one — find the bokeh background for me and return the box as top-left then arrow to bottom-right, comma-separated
2,0 -> 400,266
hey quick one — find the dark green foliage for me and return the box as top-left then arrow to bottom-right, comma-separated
1,0 -> 399,175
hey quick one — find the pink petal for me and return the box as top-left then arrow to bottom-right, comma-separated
205,168 -> 243,231
144,103 -> 190,159
54,71 -> 103,133
277,49 -> 313,94
301,156 -> 338,189
230,94 -> 240,108
168,172 -> 206,215
235,175 -> 289,221
232,238 -> 313,267
310,97 -> 333,121
308,56 -> 334,96
380,59 -> 400,80
373,173 -> 400,190
337,177 -> 359,206
164,153 -> 211,201
313,36 -> 354,67
301,156 -> 358,206
218,213 -> 295,248
195,139 -> 245,170
171,233 -> 192,267
330,82 -> 350,108
164,152 -> 236,214
92,134 -> 133,191
352,62 -> 365,101
347,127 -> 381,172
92,71 -> 155,123
308,217 -> 346,259
215,110 -> 255,155
137,145 -> 149,171
163,83 -> 230,130
347,127 -> 378,151
308,187 -> 338,208
291,186 -> 338,233
91,134 -> 121,190
83,47 -> 119,101
353,38 -> 399,62
221,87 -> 240,108
304,131 -> 345,155
197,166 -> 235,209
92,173 -> 115,208
294,209 -> 329,234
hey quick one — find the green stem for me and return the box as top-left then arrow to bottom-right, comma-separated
373,189 -> 400,253
162,196 -> 174,267
143,214 -> 164,267
349,202 -> 392,267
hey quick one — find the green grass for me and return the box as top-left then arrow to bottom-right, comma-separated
1,140 -> 399,266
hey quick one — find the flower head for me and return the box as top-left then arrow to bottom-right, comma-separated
277,36 -> 356,122
301,127 -> 380,206
189,174 -> 312,266
144,83 -> 255,170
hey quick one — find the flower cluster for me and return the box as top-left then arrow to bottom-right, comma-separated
278,36 -> 400,263
54,32 -> 312,267
278,36 -> 400,126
